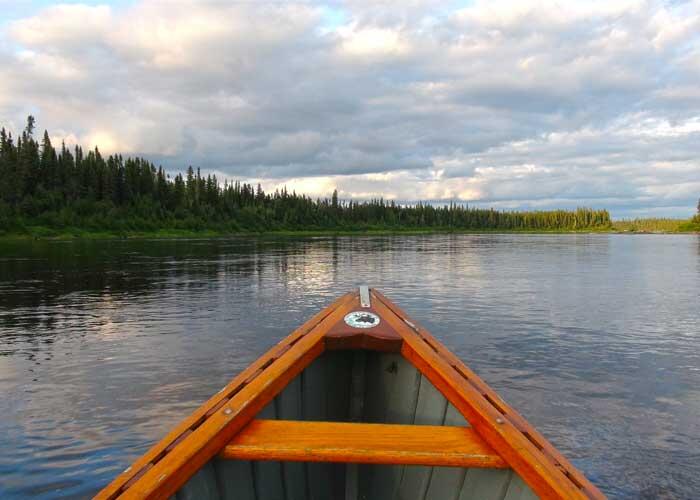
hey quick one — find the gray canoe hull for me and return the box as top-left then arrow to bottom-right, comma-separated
176,350 -> 538,500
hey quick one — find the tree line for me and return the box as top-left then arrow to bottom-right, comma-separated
0,117 -> 613,234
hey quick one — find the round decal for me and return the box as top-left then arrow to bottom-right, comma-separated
344,311 -> 381,329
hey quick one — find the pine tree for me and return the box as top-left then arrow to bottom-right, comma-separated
19,117 -> 40,197
40,130 -> 57,189
332,189 -> 338,210
25,115 -> 35,138
186,166 -> 196,208
173,174 -> 186,211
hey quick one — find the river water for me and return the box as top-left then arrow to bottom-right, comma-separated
0,234 -> 698,499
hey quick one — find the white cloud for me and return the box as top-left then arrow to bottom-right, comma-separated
338,26 -> 409,56
1,0 -> 699,217
9,4 -> 112,47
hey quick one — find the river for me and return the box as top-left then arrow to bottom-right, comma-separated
0,234 -> 698,499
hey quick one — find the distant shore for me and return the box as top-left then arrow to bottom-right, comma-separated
1,223 -> 698,241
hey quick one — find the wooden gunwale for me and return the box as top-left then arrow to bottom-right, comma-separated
371,290 -> 604,500
95,288 -> 604,500
219,419 -> 508,468
95,292 -> 356,500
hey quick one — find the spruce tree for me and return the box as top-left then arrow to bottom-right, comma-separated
40,130 -> 57,189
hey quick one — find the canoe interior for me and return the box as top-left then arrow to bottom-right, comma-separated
176,350 -> 538,500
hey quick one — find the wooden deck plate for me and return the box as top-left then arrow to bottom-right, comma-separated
324,304 -> 403,352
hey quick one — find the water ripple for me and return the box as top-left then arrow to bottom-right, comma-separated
0,234 -> 698,498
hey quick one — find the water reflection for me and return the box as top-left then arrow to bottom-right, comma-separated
0,234 -> 698,499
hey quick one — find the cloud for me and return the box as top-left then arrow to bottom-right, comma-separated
1,0 -> 699,217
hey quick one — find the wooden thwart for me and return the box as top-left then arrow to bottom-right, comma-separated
219,419 -> 508,468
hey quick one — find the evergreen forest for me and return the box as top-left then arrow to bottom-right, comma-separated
0,117 -> 623,236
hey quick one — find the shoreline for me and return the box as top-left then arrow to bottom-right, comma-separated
1,225 -> 698,241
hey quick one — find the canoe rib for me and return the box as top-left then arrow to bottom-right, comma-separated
219,419 -> 508,468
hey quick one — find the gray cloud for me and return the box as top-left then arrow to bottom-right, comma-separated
0,0 -> 699,217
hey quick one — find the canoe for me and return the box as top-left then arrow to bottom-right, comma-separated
96,287 -> 604,500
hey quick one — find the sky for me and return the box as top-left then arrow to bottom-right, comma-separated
1,0 -> 699,218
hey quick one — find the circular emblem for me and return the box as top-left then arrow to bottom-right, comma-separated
344,311 -> 381,329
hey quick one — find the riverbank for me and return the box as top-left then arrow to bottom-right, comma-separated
1,222 -> 698,241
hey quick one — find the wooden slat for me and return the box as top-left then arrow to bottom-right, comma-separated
219,419 -> 508,468
325,350 -> 354,421
252,403 -> 284,500
175,463 -> 219,500
345,351 -> 367,500
359,353 -> 422,498
97,292 -> 357,500
504,474 -> 541,500
276,376 -> 306,500
213,459 -> 255,500
424,404 -> 469,498
459,469 -> 515,500
302,353 -> 334,500
371,290 -> 605,500
396,373 -> 449,499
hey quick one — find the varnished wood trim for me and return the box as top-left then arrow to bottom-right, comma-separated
371,290 -> 605,500
323,303 -> 403,352
220,419 -> 508,468
95,292 -> 357,500
324,331 -> 403,352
